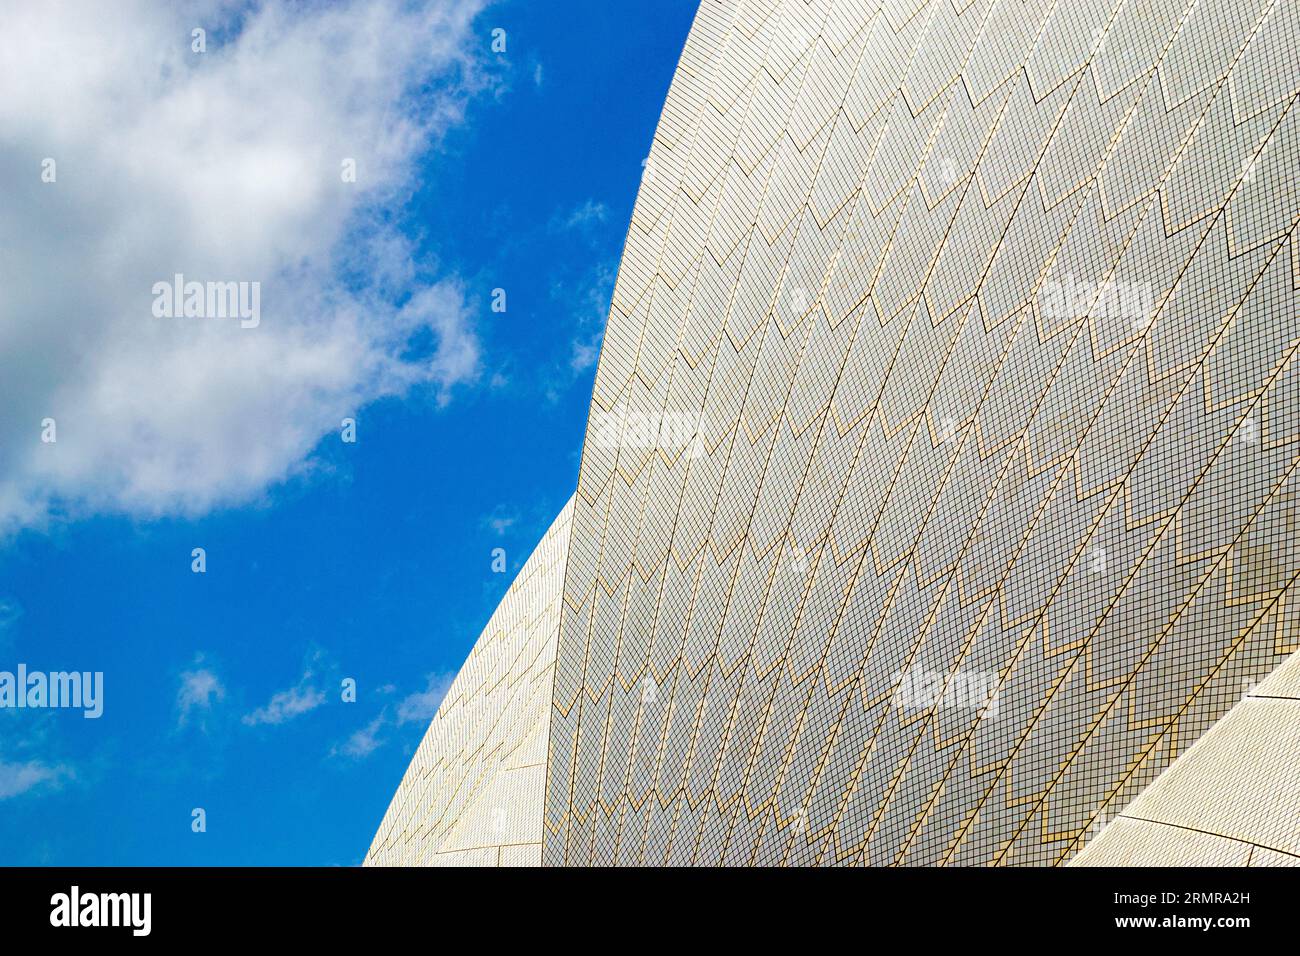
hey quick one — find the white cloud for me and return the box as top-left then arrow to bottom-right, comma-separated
331,672 -> 453,760
243,652 -> 333,726
0,0 -> 491,535
396,672 -> 455,725
176,663 -> 226,729
570,335 -> 604,373
556,199 -> 608,232
0,759 -> 69,799
242,684 -> 326,726
562,260 -> 615,373
482,504 -> 518,536
333,714 -> 386,759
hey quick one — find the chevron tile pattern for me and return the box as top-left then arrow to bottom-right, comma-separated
544,0 -> 1300,866
365,499 -> 573,866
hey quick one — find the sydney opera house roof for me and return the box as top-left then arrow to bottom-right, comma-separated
370,0 -> 1300,866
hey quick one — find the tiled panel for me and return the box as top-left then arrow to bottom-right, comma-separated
546,0 -> 1300,867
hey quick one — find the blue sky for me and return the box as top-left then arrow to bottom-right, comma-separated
0,0 -> 697,865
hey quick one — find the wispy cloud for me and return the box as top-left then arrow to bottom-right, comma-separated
333,672 -> 454,760
242,685 -> 326,727
332,714 -> 386,760
481,505 -> 518,537
0,599 -> 21,630
176,659 -> 226,731
0,759 -> 70,800
242,653 -> 332,727
560,260 -> 616,374
0,710 -> 71,801
554,199 -> 609,232
570,335 -> 604,373
396,673 -> 455,726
